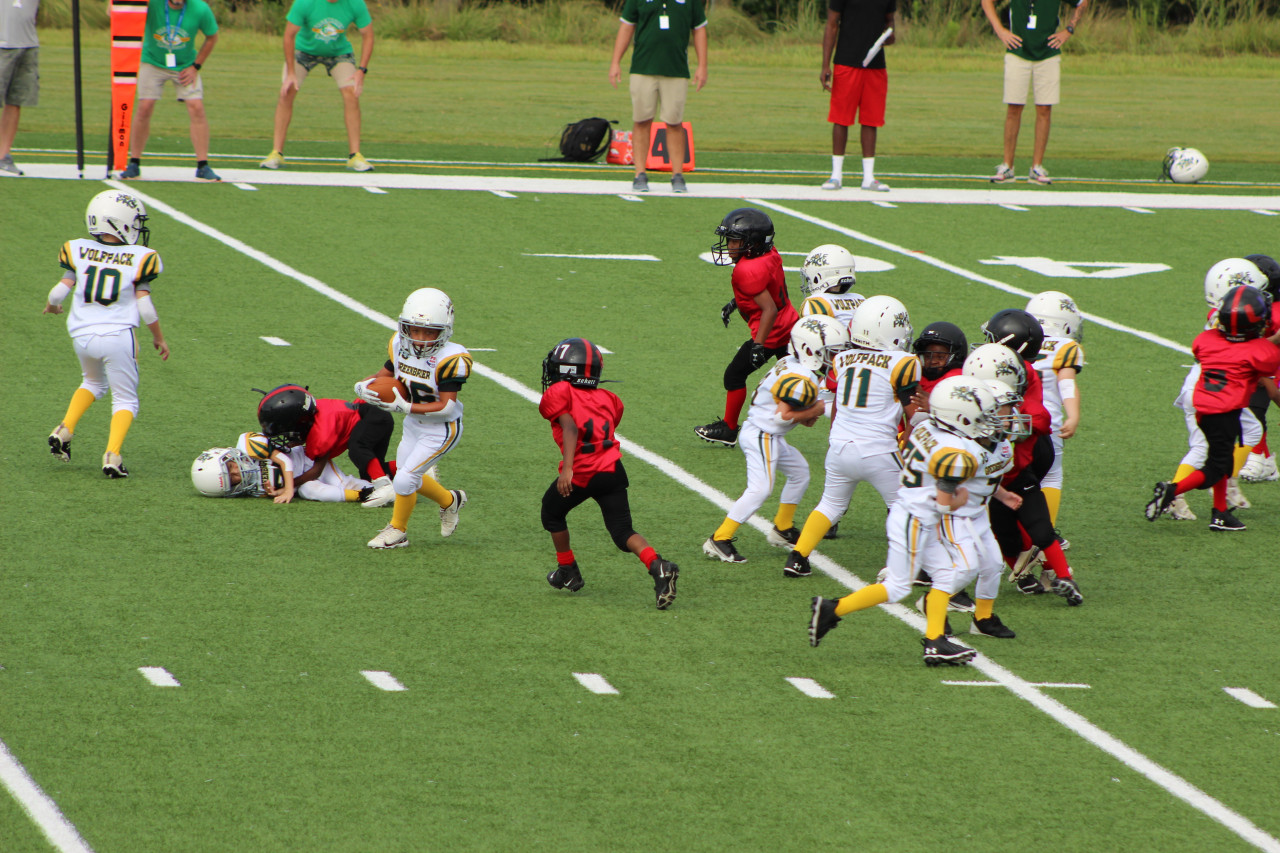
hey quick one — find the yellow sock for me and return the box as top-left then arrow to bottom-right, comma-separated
1042,487 -> 1061,527
975,598 -> 994,621
834,583 -> 888,617
925,588 -> 951,639
713,518 -> 740,541
773,503 -> 798,531
105,410 -> 134,455
62,388 -> 96,433
417,475 -> 452,508
343,489 -> 361,502
390,492 -> 418,530
1174,463 -> 1196,482
1233,445 -> 1252,477
793,510 -> 832,557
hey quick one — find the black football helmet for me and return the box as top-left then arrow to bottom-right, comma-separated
1244,254 -> 1280,299
1217,286 -> 1272,342
542,338 -> 604,390
981,309 -> 1044,361
711,208 -> 775,266
256,384 -> 318,447
912,321 -> 969,381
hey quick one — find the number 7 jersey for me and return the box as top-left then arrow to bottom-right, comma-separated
58,238 -> 163,337
539,381 -> 624,488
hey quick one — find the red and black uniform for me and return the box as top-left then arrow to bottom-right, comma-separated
539,381 -> 639,552
722,247 -> 801,427
306,398 -> 393,481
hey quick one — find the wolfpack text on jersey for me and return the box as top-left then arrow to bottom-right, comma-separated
58,238 -> 163,337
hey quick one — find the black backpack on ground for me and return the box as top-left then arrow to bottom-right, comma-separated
541,118 -> 616,162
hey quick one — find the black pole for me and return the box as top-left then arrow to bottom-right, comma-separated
71,0 -> 85,177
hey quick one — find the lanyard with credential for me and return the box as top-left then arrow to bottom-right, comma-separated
164,2 -> 188,68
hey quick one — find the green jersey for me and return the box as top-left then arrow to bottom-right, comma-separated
286,0 -> 372,57
140,0 -> 217,70
1004,0 -> 1078,61
619,0 -> 707,79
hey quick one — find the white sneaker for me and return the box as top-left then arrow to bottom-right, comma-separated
990,163 -> 1015,183
821,178 -> 842,190
102,451 -> 129,478
1226,478 -> 1250,510
362,476 -> 396,508
861,179 -> 890,192
368,524 -> 409,549
1240,452 -> 1279,482
1029,165 -> 1052,185
1164,494 -> 1197,520
440,489 -> 467,537
260,150 -> 284,169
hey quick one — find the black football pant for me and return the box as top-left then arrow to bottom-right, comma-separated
1192,409 -> 1243,489
348,403 -> 394,480
541,463 -> 637,552
724,340 -> 788,391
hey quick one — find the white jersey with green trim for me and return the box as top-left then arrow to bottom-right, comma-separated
1033,334 -> 1085,432
800,291 -> 865,329
743,355 -> 821,436
953,438 -> 1013,520
829,347 -> 919,455
58,238 -> 163,337
386,334 -> 473,424
896,420 -> 983,524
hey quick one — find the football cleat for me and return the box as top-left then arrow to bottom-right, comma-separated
1225,478 -> 1250,510
703,537 -> 747,563
694,418 -> 740,448
1014,575 -> 1045,595
912,569 -> 932,587
969,614 -> 1016,639
439,490 -> 467,537
766,526 -> 801,549
809,596 -> 840,646
367,524 -> 409,549
921,635 -> 977,666
823,522 -> 839,539
1240,452 -> 1279,482
547,561 -> 585,592
1053,530 -> 1070,551
648,558 -> 679,609
361,476 -> 396,508
1051,576 -> 1084,606
1164,494 -> 1197,520
1009,547 -> 1042,581
102,451 -> 128,478
48,425 -> 72,462
1144,481 -> 1177,521
1209,509 -> 1246,532
948,590 -> 977,613
911,595 -> 953,634
783,550 -> 811,578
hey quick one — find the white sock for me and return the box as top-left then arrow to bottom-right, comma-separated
862,157 -> 875,184
830,155 -> 844,181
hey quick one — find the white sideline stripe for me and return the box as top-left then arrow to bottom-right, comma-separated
786,677 -> 835,699
361,671 -> 407,691
573,673 -> 619,695
618,194 -> 644,202
0,739 -> 95,853
260,336 -> 291,347
1254,209 -> 1279,216
1125,206 -> 1156,214
138,666 -> 180,687
1223,688 -> 1277,709
943,680 -> 1091,688
748,199 -> 1195,357
999,203 -> 1029,211
115,183 -> 1280,853
871,201 -> 897,208
491,190 -> 517,198
363,186 -> 388,194
523,253 -> 661,261
233,183 -> 257,191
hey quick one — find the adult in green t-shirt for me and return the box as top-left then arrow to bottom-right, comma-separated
981,0 -> 1086,185
119,0 -> 220,182
609,0 -> 708,194
261,0 -> 375,173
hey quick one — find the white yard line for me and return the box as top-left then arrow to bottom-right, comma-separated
0,739 -> 95,853
1223,688 -> 1277,709
79,179 -> 1280,853
785,677 -> 836,699
360,671 -> 408,692
137,667 -> 181,687
572,673 -> 620,695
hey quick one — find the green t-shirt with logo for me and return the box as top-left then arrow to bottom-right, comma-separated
286,0 -> 372,57
619,0 -> 707,79
140,0 -> 218,70
1003,0 -> 1079,61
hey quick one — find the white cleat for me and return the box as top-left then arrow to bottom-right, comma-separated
1240,453 -> 1279,482
440,490 -> 467,537
1226,478 -> 1251,510
1163,494 -> 1197,521
102,451 -> 128,478
1009,546 -> 1041,581
48,424 -> 72,461
361,476 -> 396,508
368,524 -> 409,549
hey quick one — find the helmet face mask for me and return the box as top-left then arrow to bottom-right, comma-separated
912,321 -> 968,381
788,314 -> 851,373
1217,285 -> 1272,342
1162,147 -> 1209,184
928,376 -> 1001,441
981,308 -> 1044,362
256,384 -> 317,448
981,378 -> 1032,441
399,287 -> 454,358
1026,291 -> 1084,342
800,244 -> 858,296
542,338 -> 604,390
191,447 -> 263,497
848,295 -> 912,352
85,189 -> 150,246
711,208 -> 775,266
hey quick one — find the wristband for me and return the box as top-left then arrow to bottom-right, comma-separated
357,65 -> 369,74
1065,25 -> 1074,33
193,62 -> 202,70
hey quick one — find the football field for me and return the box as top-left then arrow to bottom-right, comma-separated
2,167 -> 1280,852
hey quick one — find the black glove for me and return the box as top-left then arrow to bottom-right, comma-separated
721,299 -> 737,328
746,341 -> 772,371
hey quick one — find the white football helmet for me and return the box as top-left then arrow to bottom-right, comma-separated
847,295 -> 912,351
800,244 -> 858,296
86,189 -> 150,245
1026,290 -> 1084,341
964,343 -> 1027,394
1204,258 -> 1266,311
398,287 -> 454,358
191,447 -> 262,497
1162,147 -> 1209,184
929,376 -> 1001,441
982,378 -> 1032,441
788,314 -> 851,373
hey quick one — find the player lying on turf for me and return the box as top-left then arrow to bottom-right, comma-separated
192,432 -> 376,503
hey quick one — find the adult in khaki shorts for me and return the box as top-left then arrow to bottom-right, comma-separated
0,0 -> 39,176
981,0 -> 1086,185
261,0 -> 375,173
120,0 -> 220,182
609,0 -> 707,194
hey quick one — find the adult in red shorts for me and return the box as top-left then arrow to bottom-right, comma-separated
820,0 -> 896,192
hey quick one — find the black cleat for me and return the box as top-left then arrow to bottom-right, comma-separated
922,634 -> 977,666
694,418 -> 740,448
1014,574 -> 1045,595
766,525 -> 801,548
1145,481 -> 1177,521
1209,508 -> 1246,532
809,596 -> 840,646
48,425 -> 72,462
783,550 -> 811,578
547,561 -> 585,592
703,537 -> 747,563
1051,575 -> 1083,606
648,558 -> 679,609
969,613 -> 1016,638
948,590 -> 976,613
823,522 -> 840,540
357,485 -> 375,503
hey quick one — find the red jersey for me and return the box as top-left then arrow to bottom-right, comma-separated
731,248 -> 799,350
917,367 -> 963,397
1004,366 -> 1053,484
539,381 -> 624,487
1191,329 -> 1280,414
305,398 -> 362,461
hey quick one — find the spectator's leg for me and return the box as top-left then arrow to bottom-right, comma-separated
341,84 -> 361,155
632,119 -> 652,178
185,97 -> 209,161
129,99 -> 158,160
0,105 -> 20,158
271,86 -> 298,153
860,123 -> 876,157
665,122 -> 684,177
831,122 -> 848,156
1032,104 -> 1051,169
1002,103 -> 1023,169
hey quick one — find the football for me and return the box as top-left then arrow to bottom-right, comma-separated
366,375 -> 409,403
